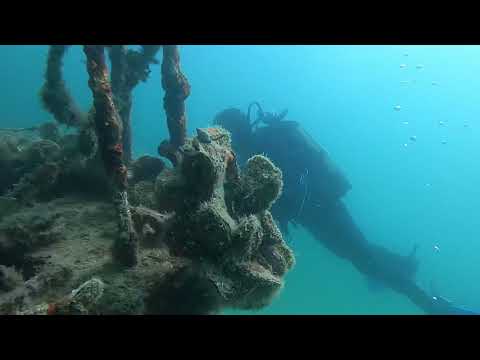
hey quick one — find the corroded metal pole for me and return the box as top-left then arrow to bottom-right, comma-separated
109,45 -> 161,164
40,45 -> 86,128
83,45 -> 138,267
109,45 -> 132,164
161,45 -> 191,149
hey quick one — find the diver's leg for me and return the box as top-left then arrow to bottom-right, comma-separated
298,200 -> 437,314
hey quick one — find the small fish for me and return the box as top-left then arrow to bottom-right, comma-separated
433,245 -> 440,252
416,64 -> 424,69
404,53 -> 409,57
410,135 -> 417,142
400,64 -> 407,68
441,140 -> 447,145
394,105 -> 401,111
439,121 -> 444,126
432,81 -> 438,86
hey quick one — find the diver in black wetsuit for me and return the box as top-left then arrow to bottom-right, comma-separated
213,103 -> 472,315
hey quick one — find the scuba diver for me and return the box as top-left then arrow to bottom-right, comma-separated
213,102 -> 477,315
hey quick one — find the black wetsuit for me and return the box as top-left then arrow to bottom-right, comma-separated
214,108 -> 450,314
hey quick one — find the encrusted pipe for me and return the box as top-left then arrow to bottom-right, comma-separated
83,45 -> 138,267
161,45 -> 190,149
40,45 -> 86,128
109,45 -> 132,164
109,45 -> 161,164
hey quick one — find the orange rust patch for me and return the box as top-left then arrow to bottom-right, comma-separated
206,127 -> 221,137
225,150 -> 234,164
112,143 -> 123,155
47,303 -> 57,315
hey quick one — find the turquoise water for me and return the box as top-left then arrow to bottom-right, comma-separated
1,45 -> 479,314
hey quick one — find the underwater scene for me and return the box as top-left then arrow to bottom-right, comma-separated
0,45 -> 478,315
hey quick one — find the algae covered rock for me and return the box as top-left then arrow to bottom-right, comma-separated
37,122 -> 61,143
237,155 -> 283,215
229,215 -> 263,260
0,265 -> 24,293
259,211 -> 295,276
130,155 -> 165,183
24,139 -> 62,166
226,260 -> 283,310
5,126 -> 295,315
129,180 -> 157,208
154,168 -> 187,212
0,204 -> 65,266
147,127 -> 294,313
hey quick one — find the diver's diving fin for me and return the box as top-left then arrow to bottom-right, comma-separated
276,109 -> 289,121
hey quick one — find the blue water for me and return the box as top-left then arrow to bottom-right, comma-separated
1,45 -> 479,314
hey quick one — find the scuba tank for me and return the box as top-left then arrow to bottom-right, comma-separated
248,102 -> 351,204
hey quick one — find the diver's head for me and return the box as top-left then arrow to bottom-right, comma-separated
213,108 -> 251,136
212,107 -> 254,161
212,104 -> 289,162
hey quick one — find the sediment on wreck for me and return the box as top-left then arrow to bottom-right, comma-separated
83,45 -> 138,267
1,128 -> 295,315
0,45 -> 296,315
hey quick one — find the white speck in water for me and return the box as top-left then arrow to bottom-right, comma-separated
426,183 -> 431,187
403,121 -> 409,125
416,64 -> 424,69
439,121 -> 444,126
433,296 -> 438,301
403,143 -> 408,148
400,64 -> 407,68
394,105 -> 401,111
434,245 -> 440,252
